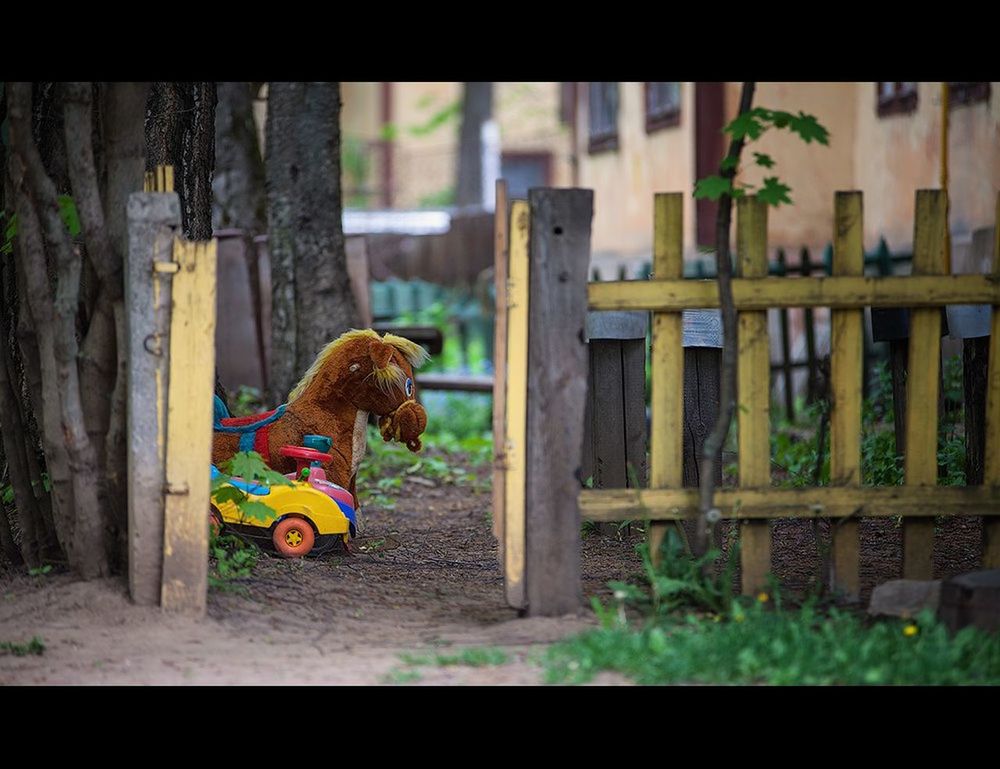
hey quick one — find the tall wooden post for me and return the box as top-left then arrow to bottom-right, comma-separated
737,197 -> 771,595
903,190 -> 947,579
830,192 -> 864,598
524,189 -> 592,615
125,192 -> 180,605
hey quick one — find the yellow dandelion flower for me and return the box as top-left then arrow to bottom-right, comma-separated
903,624 -> 919,637
757,592 -> 769,603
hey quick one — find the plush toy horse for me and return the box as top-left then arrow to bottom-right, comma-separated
212,329 -> 429,507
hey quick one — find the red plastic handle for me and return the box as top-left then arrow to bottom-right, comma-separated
280,445 -> 333,464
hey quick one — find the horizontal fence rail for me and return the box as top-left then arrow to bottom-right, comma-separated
588,274 -> 999,312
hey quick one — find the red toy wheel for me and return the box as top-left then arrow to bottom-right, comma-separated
273,517 -> 315,558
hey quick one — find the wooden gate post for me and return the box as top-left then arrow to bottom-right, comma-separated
525,189 -> 592,616
125,192 -> 180,606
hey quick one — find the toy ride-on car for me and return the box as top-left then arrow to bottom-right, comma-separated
210,435 -> 357,558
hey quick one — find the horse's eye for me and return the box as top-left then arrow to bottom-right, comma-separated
405,378 -> 413,397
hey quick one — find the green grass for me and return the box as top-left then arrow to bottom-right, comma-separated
544,603 -> 1000,686
358,423 -> 490,509
0,636 -> 45,656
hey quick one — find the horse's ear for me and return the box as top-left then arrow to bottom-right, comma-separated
368,338 -> 394,369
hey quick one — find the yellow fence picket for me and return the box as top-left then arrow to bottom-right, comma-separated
903,191 -> 947,579
649,193 -> 684,563
830,192 -> 864,597
161,238 -> 217,615
503,200 -> 530,609
737,197 -> 771,595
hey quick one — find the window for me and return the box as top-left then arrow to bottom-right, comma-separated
501,152 -> 552,200
948,82 -> 990,108
876,82 -> 918,116
645,82 -> 681,132
588,82 -> 619,153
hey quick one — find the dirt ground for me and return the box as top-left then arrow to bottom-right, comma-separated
1,452 -> 985,685
0,460 -> 642,685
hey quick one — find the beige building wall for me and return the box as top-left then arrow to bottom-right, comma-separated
726,82 -> 858,253
853,82 -> 1000,254
577,82 -> 697,263
576,81 -> 997,270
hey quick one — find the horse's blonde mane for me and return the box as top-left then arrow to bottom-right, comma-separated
288,328 -> 430,403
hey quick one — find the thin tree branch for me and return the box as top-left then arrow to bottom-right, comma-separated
696,82 -> 756,558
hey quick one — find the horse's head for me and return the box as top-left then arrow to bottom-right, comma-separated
291,329 -> 429,452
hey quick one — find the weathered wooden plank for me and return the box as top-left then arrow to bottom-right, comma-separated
492,180 -> 508,567
587,274 -> 999,311
737,197 -> 771,595
590,342 -> 627,488
683,348 -> 722,487
125,192 -> 180,606
622,338 -> 648,488
503,199 -> 529,609
650,193 -> 684,562
579,485 -> 1000,520
984,194 -> 1000,568
903,191 -> 947,580
161,238 -> 217,615
830,192 -> 864,599
525,189 -> 591,616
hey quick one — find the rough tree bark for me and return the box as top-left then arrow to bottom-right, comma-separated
145,83 -> 218,240
266,82 -> 359,403
213,82 -> 266,233
695,82 -> 757,559
9,82 -> 109,578
455,82 -> 493,208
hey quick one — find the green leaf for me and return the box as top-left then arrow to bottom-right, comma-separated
238,500 -> 277,523
788,112 -> 830,145
693,175 -> 734,201
719,156 -> 739,172
227,451 -> 268,481
753,152 -> 775,169
2,212 -> 17,256
57,195 -> 81,237
379,122 -> 398,142
724,111 -> 767,141
211,486 -> 244,506
1,484 -> 13,504
757,177 -> 793,207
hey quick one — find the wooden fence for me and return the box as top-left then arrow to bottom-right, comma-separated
498,188 -> 1000,613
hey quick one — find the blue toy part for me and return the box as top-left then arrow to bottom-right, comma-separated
213,403 -> 288,453
303,434 -> 333,454
210,464 -> 271,496
213,394 -> 231,422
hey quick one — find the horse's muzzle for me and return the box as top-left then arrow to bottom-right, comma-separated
378,399 -> 428,452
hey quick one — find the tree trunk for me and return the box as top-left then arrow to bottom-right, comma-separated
9,82 -> 109,578
265,82 -> 359,403
213,82 -> 266,233
455,83 -> 493,208
145,82 -> 218,239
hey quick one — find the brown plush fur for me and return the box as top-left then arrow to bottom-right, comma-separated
212,329 -> 429,506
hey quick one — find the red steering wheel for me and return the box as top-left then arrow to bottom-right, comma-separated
280,445 -> 334,475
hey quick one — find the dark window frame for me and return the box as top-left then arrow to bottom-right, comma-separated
948,82 -> 990,108
644,82 -> 681,133
587,82 -> 619,154
876,82 -> 918,117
